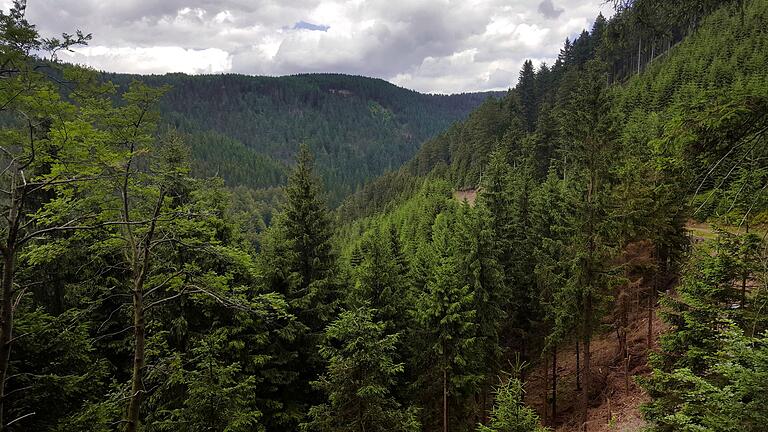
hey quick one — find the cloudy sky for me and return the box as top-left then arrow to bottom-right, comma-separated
15,0 -> 613,93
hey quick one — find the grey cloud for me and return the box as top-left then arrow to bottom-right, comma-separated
17,0 -> 612,93
538,0 -> 564,19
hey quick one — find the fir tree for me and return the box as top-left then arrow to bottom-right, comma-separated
257,144 -> 340,429
561,59 -> 621,431
416,212 -> 480,432
518,60 -> 538,132
303,307 -> 420,432
477,377 -> 549,432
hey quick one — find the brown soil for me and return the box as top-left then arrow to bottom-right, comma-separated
524,306 -> 666,432
454,189 -> 478,206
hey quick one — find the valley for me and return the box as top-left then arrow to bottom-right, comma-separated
0,0 -> 766,431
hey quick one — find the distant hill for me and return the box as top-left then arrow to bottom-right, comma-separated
104,72 -> 506,203
339,0 -> 768,221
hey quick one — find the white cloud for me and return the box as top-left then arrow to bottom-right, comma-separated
59,46 -> 232,75
18,0 -> 615,93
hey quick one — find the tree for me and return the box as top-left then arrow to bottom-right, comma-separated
477,377 -> 549,432
416,212 -> 479,432
303,307 -> 419,432
76,83 -> 195,432
560,60 -> 620,431
257,144 -> 340,429
349,225 -> 408,330
0,3 -> 90,428
641,235 -> 768,431
532,170 -> 574,423
148,330 -> 263,432
454,202 -> 507,417
479,149 -> 515,307
517,60 -> 538,132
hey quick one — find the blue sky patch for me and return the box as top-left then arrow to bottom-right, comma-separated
293,21 -> 330,32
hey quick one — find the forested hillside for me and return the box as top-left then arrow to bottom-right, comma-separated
103,72 -> 503,204
1,0 -> 766,431
335,0 -> 768,430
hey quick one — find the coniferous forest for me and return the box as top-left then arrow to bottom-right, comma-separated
1,0 -> 767,431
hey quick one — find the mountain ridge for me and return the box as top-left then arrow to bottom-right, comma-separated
102,71 -> 506,203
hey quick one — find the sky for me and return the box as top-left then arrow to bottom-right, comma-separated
14,0 -> 614,94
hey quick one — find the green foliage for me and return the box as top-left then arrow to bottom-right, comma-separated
105,72 -> 502,203
148,330 -> 263,432
476,378 -> 549,432
303,307 -> 420,432
640,234 -> 768,432
256,144 -> 341,429
259,144 -> 339,329
454,202 -> 507,372
4,0 -> 768,431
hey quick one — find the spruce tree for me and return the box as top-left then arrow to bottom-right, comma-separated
258,144 -> 339,429
476,377 -> 549,432
518,60 -> 538,132
350,225 -> 409,333
560,59 -> 620,431
454,202 -> 507,415
416,212 -> 480,432
531,170 -> 575,422
641,237 -> 768,431
303,307 -> 419,432
479,149 -> 516,302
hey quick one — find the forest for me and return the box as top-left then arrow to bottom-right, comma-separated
0,0 -> 767,431
103,71 -> 503,205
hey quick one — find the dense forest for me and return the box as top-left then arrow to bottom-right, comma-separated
102,72 -> 503,204
0,0 -> 767,432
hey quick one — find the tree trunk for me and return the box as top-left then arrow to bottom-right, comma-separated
0,253 -> 15,432
552,346 -> 557,423
126,278 -> 145,432
443,367 -> 448,432
575,339 -> 581,391
125,191 -> 163,432
647,288 -> 654,351
625,354 -> 630,394
544,353 -> 549,424
0,179 -> 22,432
581,293 -> 592,432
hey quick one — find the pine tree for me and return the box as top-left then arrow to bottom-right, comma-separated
476,377 -> 549,432
517,60 -> 538,132
416,212 -> 480,432
560,59 -> 620,431
303,307 -> 420,432
257,144 -> 340,429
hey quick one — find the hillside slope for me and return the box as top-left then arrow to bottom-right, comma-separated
104,72 -> 504,203
340,0 -> 767,221
333,0 -> 766,430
